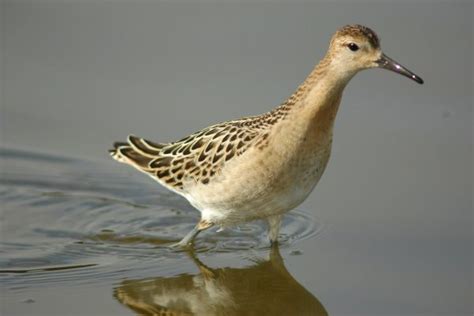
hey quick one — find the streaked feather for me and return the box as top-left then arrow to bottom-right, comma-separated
109,106 -> 291,192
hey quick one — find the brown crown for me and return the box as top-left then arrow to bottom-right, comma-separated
336,24 -> 380,48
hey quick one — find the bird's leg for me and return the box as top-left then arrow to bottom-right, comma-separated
184,247 -> 216,280
170,219 -> 213,248
266,214 -> 282,245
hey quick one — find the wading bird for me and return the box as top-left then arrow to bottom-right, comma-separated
110,24 -> 423,247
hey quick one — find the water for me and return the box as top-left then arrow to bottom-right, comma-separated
0,148 -> 325,315
1,142 -> 471,315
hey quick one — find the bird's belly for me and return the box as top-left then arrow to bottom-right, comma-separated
185,145 -> 331,226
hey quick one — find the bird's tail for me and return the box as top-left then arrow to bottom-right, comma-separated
109,135 -> 166,171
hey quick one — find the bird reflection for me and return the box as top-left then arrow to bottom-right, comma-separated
114,245 -> 328,315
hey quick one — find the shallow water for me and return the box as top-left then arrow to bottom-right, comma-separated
1,148 -> 326,315
1,143 -> 471,315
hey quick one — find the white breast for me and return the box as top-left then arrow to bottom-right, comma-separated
185,141 -> 332,226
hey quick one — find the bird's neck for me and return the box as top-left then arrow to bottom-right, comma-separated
275,55 -> 354,140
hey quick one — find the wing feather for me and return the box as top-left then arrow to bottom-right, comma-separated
110,110 -> 283,192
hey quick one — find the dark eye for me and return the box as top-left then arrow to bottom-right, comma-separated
348,43 -> 359,52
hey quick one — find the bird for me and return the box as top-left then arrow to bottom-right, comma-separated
110,24 -> 423,247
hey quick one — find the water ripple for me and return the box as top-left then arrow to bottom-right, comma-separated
0,147 -> 323,288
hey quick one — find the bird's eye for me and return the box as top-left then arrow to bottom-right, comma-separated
347,43 -> 359,52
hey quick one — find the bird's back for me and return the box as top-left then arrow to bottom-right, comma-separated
109,108 -> 287,196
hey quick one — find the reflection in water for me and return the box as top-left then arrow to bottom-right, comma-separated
114,245 -> 328,316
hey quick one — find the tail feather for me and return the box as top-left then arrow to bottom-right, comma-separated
109,142 -> 129,163
109,136 -> 165,172
127,135 -> 164,157
113,142 -> 128,148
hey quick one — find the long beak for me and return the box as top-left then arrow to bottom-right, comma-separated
376,53 -> 424,84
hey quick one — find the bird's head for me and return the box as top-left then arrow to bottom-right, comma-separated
326,24 -> 423,84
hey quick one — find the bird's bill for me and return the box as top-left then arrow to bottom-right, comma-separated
376,53 -> 424,84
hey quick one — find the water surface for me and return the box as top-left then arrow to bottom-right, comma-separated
1,148 -> 325,315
